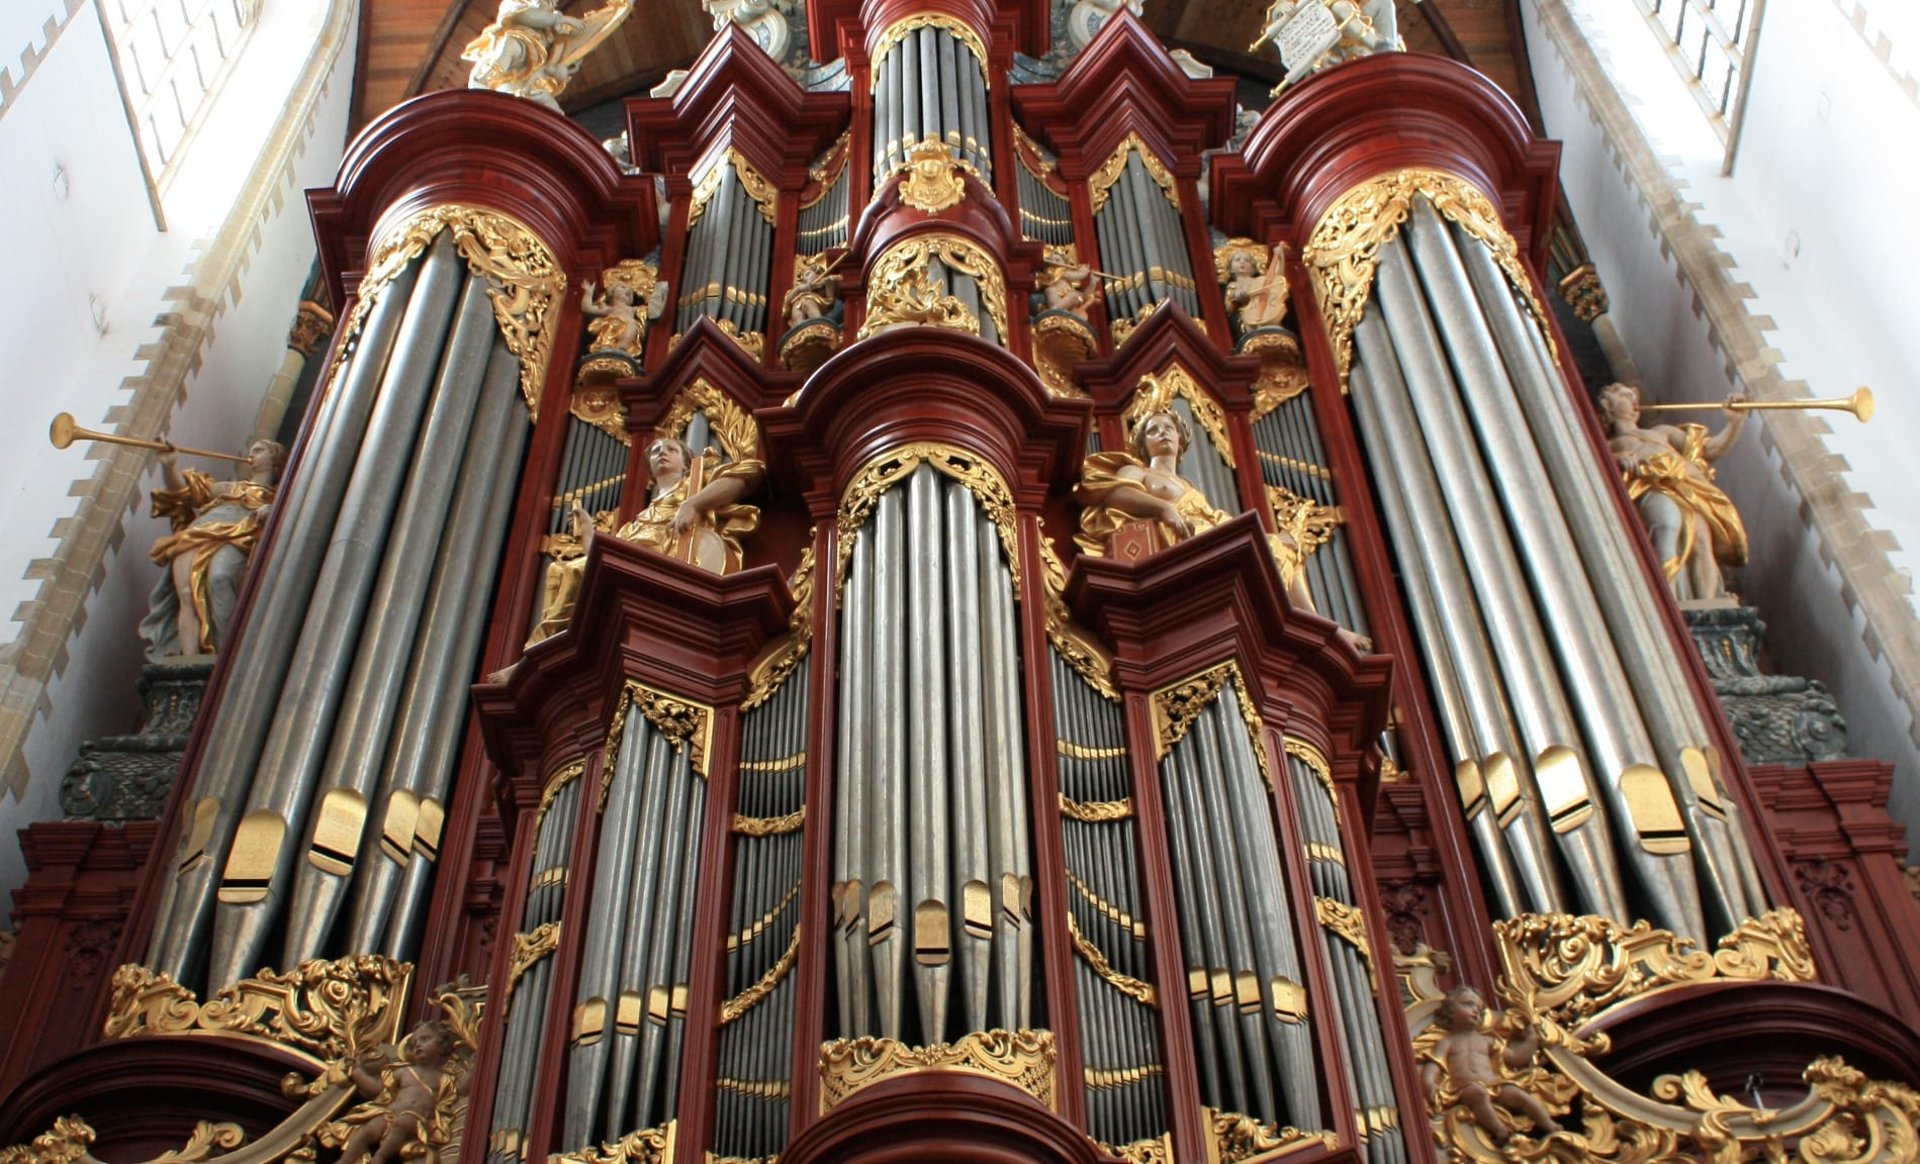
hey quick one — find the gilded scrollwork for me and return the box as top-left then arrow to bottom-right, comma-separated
1206,1109 -> 1337,1164
655,378 -> 761,461
834,444 -> 1021,597
504,922 -> 562,1008
1494,908 -> 1816,1028
536,760 -> 586,826
1121,365 -> 1236,470
732,807 -> 805,836
1315,896 -> 1372,959
870,14 -> 989,88
1151,664 -> 1233,758
1097,1132 -> 1172,1164
858,234 -> 1008,343
1058,793 -> 1133,822
104,955 -> 412,1065
569,381 -> 630,444
0,1116 -> 96,1164
720,925 -> 800,1024
604,682 -> 715,792
712,318 -> 766,361
354,205 -> 563,420
819,1028 -> 1056,1112
688,150 -> 778,228
1037,534 -> 1119,701
1302,169 -> 1555,389
1089,133 -> 1181,215
897,139 -> 969,213
1285,737 -> 1335,800
1066,913 -> 1157,1007
744,540 -> 816,711
551,1120 -> 676,1164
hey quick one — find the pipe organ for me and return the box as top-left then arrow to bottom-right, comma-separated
12,7 -> 1918,1164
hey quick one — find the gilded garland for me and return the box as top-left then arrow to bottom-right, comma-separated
858,233 -> 1009,343
356,204 -> 563,420
869,14 -> 990,92
720,925 -> 801,1024
1089,133 -> 1182,215
601,681 -> 715,806
1066,912 -> 1157,1007
819,1028 -> 1056,1112
834,443 -> 1021,597
552,1120 -> 676,1164
536,760 -> 586,826
1122,364 -> 1237,470
1152,661 -> 1277,789
688,149 -> 779,228
744,540 -> 816,710
1037,534 -> 1119,700
1302,168 -> 1556,389
655,378 -> 762,460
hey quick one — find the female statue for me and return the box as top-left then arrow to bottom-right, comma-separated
1598,382 -> 1748,602
1217,240 -> 1291,337
140,438 -> 284,660
526,435 -> 764,646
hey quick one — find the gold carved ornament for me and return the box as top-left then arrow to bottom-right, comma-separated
869,14 -> 990,93
1403,937 -> 1917,1164
655,378 -> 762,460
536,760 -> 587,827
896,140 -> 971,214
807,130 -> 852,193
1284,737 -> 1336,802
346,204 -> 563,420
819,1029 -> 1056,1112
1122,364 -> 1238,470
1267,486 -> 1340,591
709,318 -> 766,361
833,444 -> 1021,599
1067,869 -> 1145,941
1302,168 -> 1557,390
1152,663 -> 1276,790
732,807 -> 804,836
0,1118 -> 250,1164
744,539 -> 816,710
504,921 -> 562,1008
1494,908 -> 1817,1028
1205,1111 -> 1336,1164
601,681 -> 715,806
104,955 -> 412,1066
569,380 -> 631,445
1037,534 -> 1118,700
1066,912 -> 1157,1007
720,924 -> 801,1025
583,257 -> 661,359
858,233 -> 1008,342
551,1120 -> 675,1164
1088,133 -> 1181,215
1058,792 -> 1133,822
1558,262 -> 1608,322
688,149 -> 779,229
1248,336 -> 1311,422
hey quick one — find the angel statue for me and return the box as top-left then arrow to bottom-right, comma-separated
1418,987 -> 1565,1147
140,438 -> 284,661
582,260 -> 667,357
1598,381 -> 1749,603
1215,239 -> 1291,339
1035,247 -> 1103,322
325,1019 -> 469,1164
463,0 -> 635,112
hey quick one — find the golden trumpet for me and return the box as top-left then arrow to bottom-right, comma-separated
48,412 -> 251,463
1641,387 -> 1875,423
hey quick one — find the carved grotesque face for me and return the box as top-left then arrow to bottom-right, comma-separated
1138,411 -> 1185,461
1598,382 -> 1642,424
647,437 -> 690,483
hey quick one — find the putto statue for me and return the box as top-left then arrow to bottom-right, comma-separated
527,435 -> 765,646
782,251 -> 844,331
1418,986 -> 1563,1146
581,260 -> 666,358
462,0 -> 635,112
140,438 -> 284,661
1034,248 -> 1104,323
324,1019 -> 468,1164
1598,382 -> 1749,603
1215,239 -> 1291,340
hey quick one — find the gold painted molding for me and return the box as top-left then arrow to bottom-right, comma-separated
1089,133 -> 1181,215
819,1028 -> 1056,1112
834,443 -> 1021,597
657,377 -> 762,461
103,955 -> 411,1065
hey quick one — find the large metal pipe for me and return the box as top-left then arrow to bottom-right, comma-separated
614,734 -> 689,1137
869,486 -> 909,1038
906,466 -> 952,1041
280,273 -> 496,966
978,506 -> 1031,1026
1163,745 -> 1252,1117
207,244 -> 468,987
147,245 -> 429,981
1390,217 -> 1709,941
945,480 -> 993,1033
837,523 -> 873,1036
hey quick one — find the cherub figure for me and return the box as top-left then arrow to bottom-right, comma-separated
331,1019 -> 466,1164
582,265 -> 666,357
1420,987 -> 1563,1146
1035,248 -> 1104,322
1216,240 -> 1291,337
783,252 -> 843,330
462,0 -> 633,111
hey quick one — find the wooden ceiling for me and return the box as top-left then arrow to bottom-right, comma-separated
351,0 -> 1539,136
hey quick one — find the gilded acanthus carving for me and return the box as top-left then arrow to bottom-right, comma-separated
551,1120 -> 676,1164
1206,1109 -> 1336,1164
618,681 -> 715,779
744,540 -> 816,710
1038,534 -> 1118,700
656,378 -> 762,461
720,926 -> 800,1025
1089,134 -> 1181,215
0,1116 -> 95,1164
688,150 -> 778,228
858,234 -> 1008,343
353,205 -> 563,420
104,955 -> 412,1065
870,14 -> 989,86
1151,663 -> 1233,758
504,921 -> 562,1006
310,987 -> 481,1164
1302,169 -> 1554,389
835,444 -> 1021,596
1494,909 -> 1816,1027
819,1028 -> 1056,1112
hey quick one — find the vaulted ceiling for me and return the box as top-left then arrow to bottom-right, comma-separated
351,0 -> 1539,135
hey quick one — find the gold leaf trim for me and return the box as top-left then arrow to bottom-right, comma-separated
1098,1132 -> 1172,1164
689,150 -> 778,228
1058,739 -> 1127,760
744,540 -> 816,711
858,233 -> 1008,344
1151,664 -> 1233,759
103,956 -> 411,1066
537,760 -> 586,825
870,14 -> 989,91
713,317 -> 766,361
552,1119 -> 675,1164
1284,737 -> 1334,801
1067,870 -> 1147,940
1122,364 -> 1237,470
504,921 -> 561,1007
1089,133 -> 1181,215
1067,913 -> 1157,1007
656,377 -> 762,460
897,140 -> 970,213
1059,793 -> 1133,821
819,1028 -> 1055,1112
834,444 -> 1020,598
0,1116 -> 94,1164
1315,896 -> 1372,960
733,807 -> 805,836
1303,168 -> 1556,391
1206,1109 -> 1337,1164
603,682 -> 716,805
721,925 -> 801,1024
1038,536 -> 1118,700
359,204 -> 562,420
1494,908 -> 1817,1029
728,882 -> 801,952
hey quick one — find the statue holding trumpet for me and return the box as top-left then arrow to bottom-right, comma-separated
49,412 -> 283,660
1597,382 -> 1874,603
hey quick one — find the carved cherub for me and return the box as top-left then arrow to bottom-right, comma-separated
330,1019 -> 467,1164
1035,247 -> 1104,321
582,266 -> 668,357
783,251 -> 843,329
1419,987 -> 1563,1146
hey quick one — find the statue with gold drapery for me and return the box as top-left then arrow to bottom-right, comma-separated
140,438 -> 284,660
1598,382 -> 1749,603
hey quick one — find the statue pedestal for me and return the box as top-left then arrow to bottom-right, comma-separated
58,659 -> 214,821
1684,604 -> 1848,766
